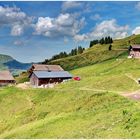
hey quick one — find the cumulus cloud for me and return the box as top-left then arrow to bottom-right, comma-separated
11,24 -> 24,36
34,13 -> 85,38
62,1 -> 82,11
74,19 -> 129,41
0,5 -> 33,36
74,34 -> 87,42
132,26 -> 140,35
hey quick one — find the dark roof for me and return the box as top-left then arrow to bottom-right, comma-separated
31,64 -> 64,71
132,45 -> 140,49
0,71 -> 15,80
33,71 -> 72,78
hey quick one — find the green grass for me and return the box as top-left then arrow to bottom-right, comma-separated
48,34 -> 140,71
1,57 -> 140,138
15,72 -> 29,83
49,44 -> 128,70
1,86 -> 140,138
1,35 -> 140,138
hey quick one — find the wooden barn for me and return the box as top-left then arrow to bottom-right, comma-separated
0,70 -> 15,86
28,64 -> 72,87
129,45 -> 140,58
29,71 -> 72,87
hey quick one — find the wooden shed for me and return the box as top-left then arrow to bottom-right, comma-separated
129,45 -> 140,58
0,70 -> 15,86
29,71 -> 72,87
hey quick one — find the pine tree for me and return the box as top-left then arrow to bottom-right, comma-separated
105,37 -> 108,44
109,44 -> 112,51
78,46 -> 83,54
110,38 -> 113,43
100,38 -> 105,44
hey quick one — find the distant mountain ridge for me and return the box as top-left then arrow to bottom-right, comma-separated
0,54 -> 32,75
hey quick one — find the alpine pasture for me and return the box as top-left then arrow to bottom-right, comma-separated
1,35 -> 140,138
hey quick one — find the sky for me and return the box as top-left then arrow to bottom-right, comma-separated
0,1 -> 140,63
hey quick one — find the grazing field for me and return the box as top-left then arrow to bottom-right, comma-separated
49,34 -> 140,71
1,57 -> 140,138
1,35 -> 140,138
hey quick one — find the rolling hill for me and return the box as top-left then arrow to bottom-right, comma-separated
48,34 -> 140,70
1,34 -> 140,138
0,54 -> 32,75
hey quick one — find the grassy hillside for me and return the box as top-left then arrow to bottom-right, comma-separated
1,57 -> 140,138
0,54 -> 13,64
0,54 -> 13,70
48,34 -> 140,70
1,35 -> 140,138
15,72 -> 29,83
48,44 -> 127,70
0,54 -> 31,75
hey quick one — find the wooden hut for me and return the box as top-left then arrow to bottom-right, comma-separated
28,64 -> 72,87
0,70 -> 15,86
129,45 -> 140,58
29,71 -> 72,87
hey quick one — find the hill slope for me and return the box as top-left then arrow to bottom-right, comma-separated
1,57 -> 140,138
0,54 -> 31,75
48,34 -> 140,70
1,35 -> 140,138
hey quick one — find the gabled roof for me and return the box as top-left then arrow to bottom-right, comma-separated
0,71 -> 15,80
132,45 -> 140,49
31,64 -> 64,71
33,71 -> 72,79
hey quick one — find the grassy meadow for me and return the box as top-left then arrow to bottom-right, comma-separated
1,35 -> 140,138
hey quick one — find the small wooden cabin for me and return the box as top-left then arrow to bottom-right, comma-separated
129,45 -> 140,58
29,71 -> 72,86
28,64 -> 72,87
0,70 -> 15,86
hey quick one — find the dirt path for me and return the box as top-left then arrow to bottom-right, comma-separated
125,73 -> 139,84
16,82 -> 140,101
16,82 -> 31,89
80,87 -> 123,94
121,90 -> 140,101
80,87 -> 140,101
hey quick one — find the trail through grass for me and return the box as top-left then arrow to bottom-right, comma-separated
1,35 -> 140,138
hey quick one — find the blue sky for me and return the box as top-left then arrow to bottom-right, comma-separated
0,1 -> 140,63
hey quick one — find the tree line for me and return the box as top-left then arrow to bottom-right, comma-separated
89,36 -> 113,47
42,46 -> 85,64
42,36 -> 114,64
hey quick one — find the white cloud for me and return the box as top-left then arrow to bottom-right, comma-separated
74,19 -> 129,41
34,13 -> 85,38
62,1 -> 82,11
132,26 -> 140,35
0,6 -> 33,36
135,2 -> 140,10
90,14 -> 101,21
74,34 -> 87,42
11,24 -> 24,36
